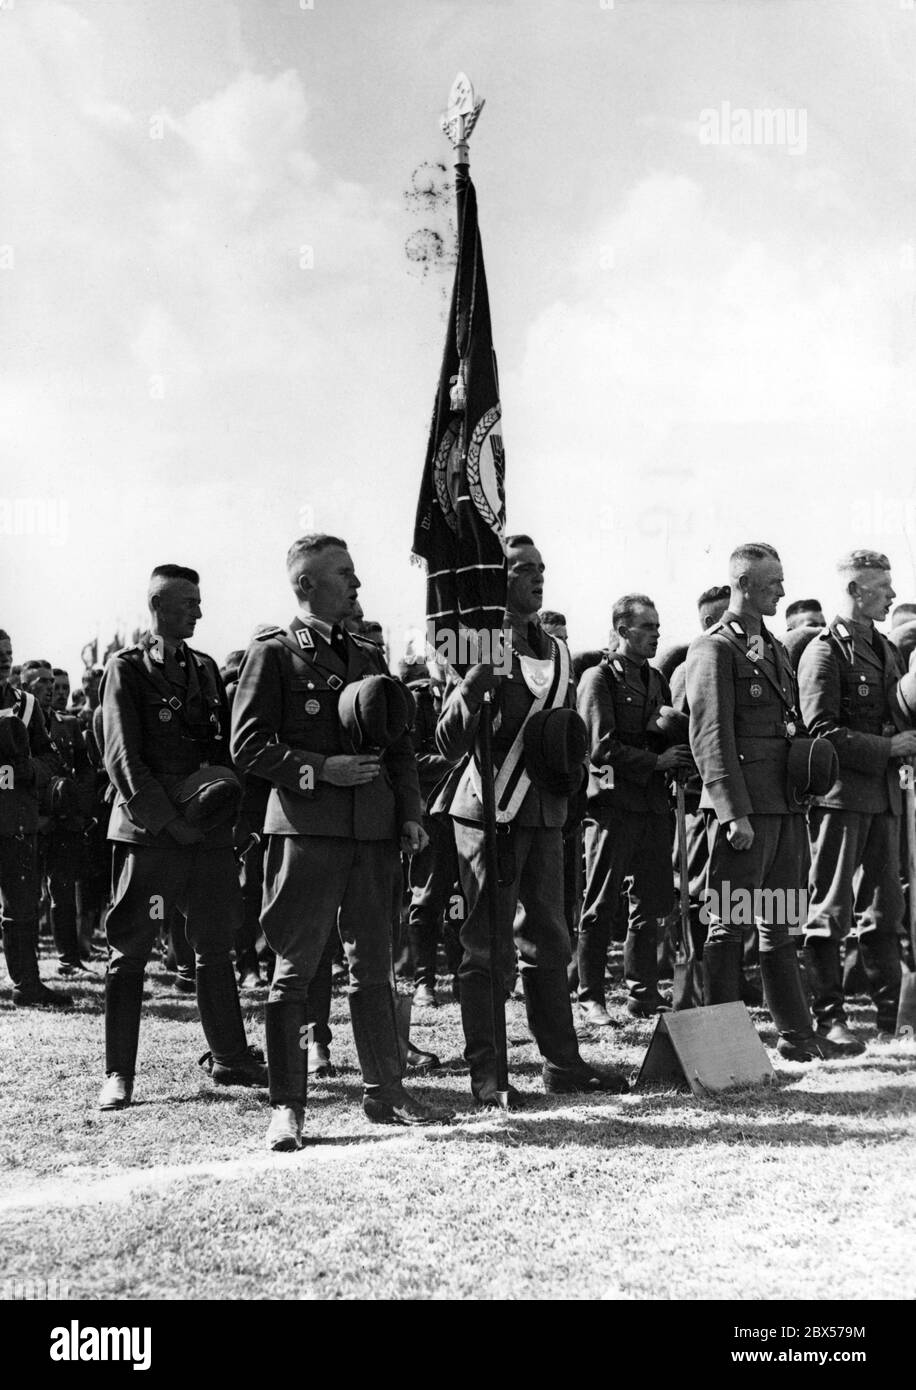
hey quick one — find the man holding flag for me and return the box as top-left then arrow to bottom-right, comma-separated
413,78 -> 626,1106
433,537 -> 630,1107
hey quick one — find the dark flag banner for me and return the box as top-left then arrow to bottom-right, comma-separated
412,164 -> 507,671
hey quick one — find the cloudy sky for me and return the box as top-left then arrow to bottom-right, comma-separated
2,0 -> 915,676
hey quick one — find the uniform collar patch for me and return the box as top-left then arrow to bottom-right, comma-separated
295,628 -> 314,650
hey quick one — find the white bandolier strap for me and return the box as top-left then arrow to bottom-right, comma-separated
467,637 -> 570,823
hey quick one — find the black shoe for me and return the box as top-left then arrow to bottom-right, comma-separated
266,1104 -> 303,1152
173,975 -> 196,995
474,1082 -> 526,1111
579,1000 -> 618,1028
816,1020 -> 865,1056
543,1062 -> 629,1094
364,1088 -> 455,1125
625,996 -> 671,1018
307,1043 -> 336,1079
13,981 -> 73,1009
406,1043 -> 441,1072
98,1073 -> 133,1110
58,960 -> 99,979
776,1034 -> 851,1062
199,1045 -> 268,1087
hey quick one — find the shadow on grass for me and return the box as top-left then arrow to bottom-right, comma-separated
437,1103 -> 912,1150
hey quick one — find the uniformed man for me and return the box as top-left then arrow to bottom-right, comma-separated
97,565 -> 266,1111
798,551 -> 916,1047
231,534 -> 453,1152
576,594 -> 694,1024
686,542 -> 845,1061
434,534 -> 628,1107
0,631 -> 72,1007
783,599 -> 827,674
406,654 -> 459,1008
667,585 -> 762,1003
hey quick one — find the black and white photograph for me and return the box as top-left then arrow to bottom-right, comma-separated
1,0 -> 914,1336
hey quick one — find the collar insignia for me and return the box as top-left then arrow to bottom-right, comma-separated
295,628 -> 314,650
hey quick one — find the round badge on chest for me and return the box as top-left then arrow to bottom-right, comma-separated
858,685 -> 869,697
159,709 -> 172,722
750,682 -> 763,698
305,699 -> 321,715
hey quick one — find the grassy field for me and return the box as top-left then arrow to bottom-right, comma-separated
2,943 -> 915,1301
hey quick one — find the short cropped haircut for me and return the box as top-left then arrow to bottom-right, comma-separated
728,543 -> 780,579
150,564 -> 200,586
540,610 -> 567,627
286,534 -> 348,583
21,659 -> 51,673
504,533 -> 535,550
612,593 -> 655,630
52,668 -> 68,678
785,598 -> 822,621
697,585 -> 729,610
0,630 -> 9,642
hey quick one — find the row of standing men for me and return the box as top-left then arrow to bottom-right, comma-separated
2,536 -> 913,1153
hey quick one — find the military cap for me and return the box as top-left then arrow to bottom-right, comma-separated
171,765 -> 242,832
337,675 -> 416,753
522,706 -> 588,795
787,737 -> 839,803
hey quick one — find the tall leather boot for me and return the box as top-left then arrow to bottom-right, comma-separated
196,956 -> 267,1086
98,971 -> 144,1110
457,970 -> 521,1106
858,932 -> 903,1036
624,921 -> 668,1016
349,983 -> 453,1125
6,923 -> 72,1008
522,966 -> 628,1094
458,970 -> 500,1098
409,919 -> 439,1004
760,944 -> 847,1061
803,938 -> 864,1055
520,965 -> 581,1071
803,937 -> 844,1027
702,938 -> 743,1005
265,999 -> 308,1151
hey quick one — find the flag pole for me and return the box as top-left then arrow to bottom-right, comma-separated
441,74 -> 508,1111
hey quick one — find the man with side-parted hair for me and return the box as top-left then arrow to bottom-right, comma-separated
231,535 -> 453,1150
97,565 -> 266,1110
686,542 -> 846,1061
798,551 -> 916,1046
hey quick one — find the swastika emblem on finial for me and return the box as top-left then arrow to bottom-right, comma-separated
440,71 -> 485,150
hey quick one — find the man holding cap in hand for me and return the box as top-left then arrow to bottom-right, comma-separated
98,564 -> 265,1111
231,534 -> 453,1151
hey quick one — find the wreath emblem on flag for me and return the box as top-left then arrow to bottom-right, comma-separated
466,405 -> 505,535
433,419 -> 463,534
